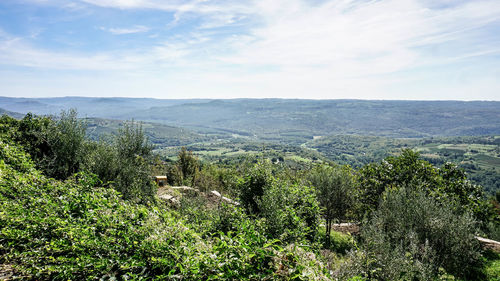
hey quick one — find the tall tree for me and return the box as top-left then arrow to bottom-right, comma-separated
177,146 -> 199,185
44,109 -> 87,179
308,164 -> 357,248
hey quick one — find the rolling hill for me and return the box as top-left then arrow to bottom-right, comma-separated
1,97 -> 499,143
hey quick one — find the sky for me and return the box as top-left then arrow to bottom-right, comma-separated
0,0 -> 499,100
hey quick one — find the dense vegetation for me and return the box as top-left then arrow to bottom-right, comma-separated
1,111 -> 500,280
306,135 -> 500,195
2,97 -> 499,194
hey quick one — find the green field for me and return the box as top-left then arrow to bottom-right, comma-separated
306,135 -> 500,194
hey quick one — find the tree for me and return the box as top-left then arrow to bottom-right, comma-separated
259,179 -> 320,243
43,109 -> 87,179
1,110 -> 87,180
238,160 -> 273,215
308,164 -> 357,248
359,149 -> 486,221
177,147 -> 199,186
82,122 -> 156,203
357,187 -> 482,280
115,121 -> 153,159
359,149 -> 438,213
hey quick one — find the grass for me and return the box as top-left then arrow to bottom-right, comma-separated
317,226 -> 356,255
476,154 -> 500,169
286,155 -> 313,163
484,251 -> 500,280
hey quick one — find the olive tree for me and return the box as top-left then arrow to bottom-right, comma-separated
83,122 -> 156,203
308,164 -> 357,248
357,187 -> 482,280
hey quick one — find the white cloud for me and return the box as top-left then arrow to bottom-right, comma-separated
101,25 -> 150,35
1,0 -> 500,99
221,0 -> 500,73
0,36 -> 131,70
79,0 -> 254,14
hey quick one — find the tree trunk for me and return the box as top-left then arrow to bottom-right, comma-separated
325,218 -> 331,249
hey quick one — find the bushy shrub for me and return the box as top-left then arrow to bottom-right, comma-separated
358,149 -> 485,220
82,122 -> 156,203
1,138 -> 331,280
43,109 -> 87,179
165,163 -> 183,185
0,110 -> 86,180
338,187 -> 483,280
237,161 -> 320,243
177,146 -> 199,185
81,141 -> 117,185
193,164 -> 239,195
486,220 -> 500,241
210,202 -> 250,235
238,160 -> 274,215
259,180 -> 320,243
317,228 -> 355,254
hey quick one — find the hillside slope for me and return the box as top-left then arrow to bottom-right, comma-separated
1,97 -> 499,142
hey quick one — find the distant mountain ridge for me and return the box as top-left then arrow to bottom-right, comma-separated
1,97 -> 499,142
0,107 -> 24,119
0,96 -> 209,118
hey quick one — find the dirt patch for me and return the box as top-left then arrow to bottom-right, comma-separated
0,264 -> 16,280
332,223 -> 360,235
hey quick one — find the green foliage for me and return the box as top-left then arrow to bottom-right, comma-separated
0,136 -> 330,280
238,160 -> 273,215
308,164 -> 358,248
486,220 -> 500,241
359,149 -> 438,211
83,122 -> 156,203
165,163 -> 184,186
307,135 -> 500,195
1,109 -> 497,280
45,109 -> 87,179
115,121 -> 153,159
483,251 -> 500,280
339,188 -> 483,280
210,203 -> 250,235
0,111 -> 86,180
177,146 -> 199,185
81,140 -> 117,185
0,113 -> 51,163
259,180 -> 320,243
317,228 -> 355,254
236,161 -> 320,243
2,112 -> 156,203
359,149 -> 487,222
193,164 -> 239,195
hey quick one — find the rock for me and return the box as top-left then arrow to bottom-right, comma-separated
209,190 -> 240,206
476,236 -> 500,253
159,194 -> 180,206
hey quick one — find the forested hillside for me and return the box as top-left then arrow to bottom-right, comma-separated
4,99 -> 498,194
305,135 -> 500,194
1,111 -> 500,280
1,98 -> 499,142
85,117 -> 213,147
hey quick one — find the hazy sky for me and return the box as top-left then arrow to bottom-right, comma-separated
0,0 -> 499,100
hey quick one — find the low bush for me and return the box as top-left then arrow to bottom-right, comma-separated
0,139 -> 329,280
237,160 -> 320,243
337,187 -> 483,280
